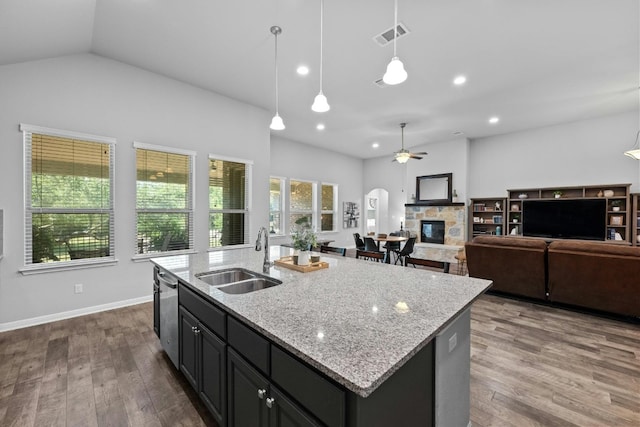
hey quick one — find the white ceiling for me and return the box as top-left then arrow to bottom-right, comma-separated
1,0 -> 638,159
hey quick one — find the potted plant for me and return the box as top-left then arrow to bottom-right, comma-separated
553,190 -> 563,199
611,200 -> 623,212
291,217 -> 317,265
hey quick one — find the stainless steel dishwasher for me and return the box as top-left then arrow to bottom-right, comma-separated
158,270 -> 179,369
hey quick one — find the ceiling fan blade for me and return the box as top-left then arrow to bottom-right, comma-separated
409,155 -> 423,160
413,152 -> 428,155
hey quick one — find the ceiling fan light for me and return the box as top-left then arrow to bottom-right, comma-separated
624,148 -> 640,159
311,91 -> 330,112
383,57 -> 407,85
270,113 -> 285,130
396,152 -> 411,163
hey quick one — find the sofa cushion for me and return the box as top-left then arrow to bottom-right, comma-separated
472,235 -> 548,250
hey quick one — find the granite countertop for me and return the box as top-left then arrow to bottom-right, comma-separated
152,246 -> 491,397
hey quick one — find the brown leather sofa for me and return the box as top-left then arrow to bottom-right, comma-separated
547,240 -> 640,317
465,236 -> 548,300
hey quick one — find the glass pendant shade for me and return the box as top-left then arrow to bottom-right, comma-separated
270,113 -> 285,130
396,152 -> 410,163
383,57 -> 408,85
312,91 -> 330,112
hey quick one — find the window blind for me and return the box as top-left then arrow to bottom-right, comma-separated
135,144 -> 194,255
209,157 -> 251,248
22,124 -> 115,266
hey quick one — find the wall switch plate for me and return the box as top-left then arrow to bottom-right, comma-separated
448,333 -> 457,352
74,283 -> 83,294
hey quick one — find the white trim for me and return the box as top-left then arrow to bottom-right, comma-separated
132,249 -> 197,262
19,258 -> 118,275
208,244 -> 253,252
208,153 -> 254,165
133,140 -> 197,157
0,295 -> 152,332
20,123 -> 117,145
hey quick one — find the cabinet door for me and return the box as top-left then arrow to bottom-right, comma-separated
153,283 -> 160,338
199,324 -> 226,425
228,348 -> 269,427
179,306 -> 198,389
269,386 -> 320,427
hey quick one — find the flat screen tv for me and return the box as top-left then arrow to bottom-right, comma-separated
522,199 -> 606,240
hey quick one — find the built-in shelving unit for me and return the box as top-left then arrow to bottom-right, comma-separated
632,193 -> 639,246
507,184 -> 631,243
469,198 -> 506,240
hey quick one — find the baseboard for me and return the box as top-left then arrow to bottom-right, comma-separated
0,295 -> 153,332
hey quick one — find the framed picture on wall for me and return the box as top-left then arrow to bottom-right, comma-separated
343,202 -> 360,228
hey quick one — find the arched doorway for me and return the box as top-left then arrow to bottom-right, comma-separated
365,188 -> 389,236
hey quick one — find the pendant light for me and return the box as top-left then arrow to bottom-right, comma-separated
311,0 -> 330,112
270,26 -> 285,130
624,87 -> 640,159
383,0 -> 407,85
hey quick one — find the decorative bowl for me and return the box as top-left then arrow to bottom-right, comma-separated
518,193 -> 528,199
603,190 -> 614,197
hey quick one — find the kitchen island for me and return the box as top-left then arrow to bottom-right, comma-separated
152,245 -> 491,427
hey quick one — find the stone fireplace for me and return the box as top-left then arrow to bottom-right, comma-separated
405,204 -> 466,247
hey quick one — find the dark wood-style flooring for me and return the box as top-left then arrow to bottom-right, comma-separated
0,295 -> 638,426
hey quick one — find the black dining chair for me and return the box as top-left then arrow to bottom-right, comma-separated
320,245 -> 347,256
383,231 -> 401,254
363,237 -> 379,252
356,250 -> 388,263
353,233 -> 365,251
394,237 -> 416,265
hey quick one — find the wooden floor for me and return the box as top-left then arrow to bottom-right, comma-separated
0,295 -> 638,426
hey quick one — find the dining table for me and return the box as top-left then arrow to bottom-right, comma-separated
372,235 -> 408,263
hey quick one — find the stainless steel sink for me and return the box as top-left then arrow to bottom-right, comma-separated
218,277 -> 282,294
196,268 -> 256,286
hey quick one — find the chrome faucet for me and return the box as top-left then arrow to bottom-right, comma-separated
255,227 -> 272,273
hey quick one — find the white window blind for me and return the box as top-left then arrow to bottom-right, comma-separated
209,156 -> 252,248
321,183 -> 338,232
135,143 -> 195,255
22,124 -> 115,267
290,179 -> 315,231
269,177 -> 285,235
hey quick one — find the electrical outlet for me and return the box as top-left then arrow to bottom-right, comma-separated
448,333 -> 457,353
74,283 -> 83,294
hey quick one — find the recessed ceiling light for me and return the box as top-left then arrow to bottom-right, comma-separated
372,142 -> 379,148
453,75 -> 467,85
316,123 -> 325,130
296,65 -> 309,76
489,116 -> 500,124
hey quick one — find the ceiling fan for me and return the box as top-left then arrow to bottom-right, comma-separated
393,122 -> 427,163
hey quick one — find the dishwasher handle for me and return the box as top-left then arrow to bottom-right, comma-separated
157,271 -> 178,289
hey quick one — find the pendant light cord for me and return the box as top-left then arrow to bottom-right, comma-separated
274,30 -> 280,114
319,0 -> 324,92
393,0 -> 398,57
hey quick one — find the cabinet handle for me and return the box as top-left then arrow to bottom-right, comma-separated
194,328 -> 200,335
266,397 -> 275,409
191,326 -> 198,333
257,389 -> 267,399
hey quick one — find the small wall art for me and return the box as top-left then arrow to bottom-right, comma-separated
343,202 -> 360,228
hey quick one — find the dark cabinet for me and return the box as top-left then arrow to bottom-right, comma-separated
228,348 -> 320,427
179,306 -> 227,424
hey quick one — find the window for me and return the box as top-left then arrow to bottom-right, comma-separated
209,156 -> 252,248
320,183 -> 337,232
22,124 -> 115,268
135,143 -> 194,255
289,180 -> 315,231
269,177 -> 285,235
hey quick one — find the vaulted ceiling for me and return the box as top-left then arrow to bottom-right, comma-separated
1,0 -> 638,159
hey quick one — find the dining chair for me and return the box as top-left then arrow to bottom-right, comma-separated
404,256 -> 449,273
356,250 -> 388,263
383,231 -> 401,254
393,237 -> 416,265
320,245 -> 347,256
353,233 -> 365,251
363,237 -> 379,252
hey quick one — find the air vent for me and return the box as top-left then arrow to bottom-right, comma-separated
373,22 -> 410,47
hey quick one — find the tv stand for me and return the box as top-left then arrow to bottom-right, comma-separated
506,184 -> 631,243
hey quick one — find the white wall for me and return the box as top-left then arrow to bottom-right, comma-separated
0,54 -> 270,328
269,137 -> 364,248
363,138 -> 470,233
469,111 -> 640,197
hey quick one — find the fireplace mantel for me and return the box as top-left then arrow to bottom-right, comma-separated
405,204 -> 466,247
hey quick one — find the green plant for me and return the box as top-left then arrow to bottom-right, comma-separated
553,190 -> 563,197
611,200 -> 623,207
291,217 -> 317,251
